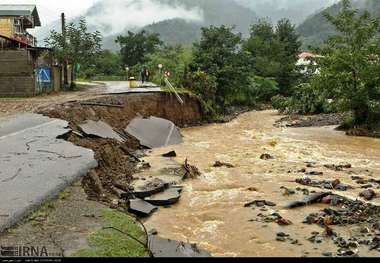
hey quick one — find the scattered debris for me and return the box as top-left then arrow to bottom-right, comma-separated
125,116 -> 183,148
244,200 -> 276,207
260,154 -> 274,160
128,199 -> 158,217
148,235 -> 211,257
324,163 -> 352,171
145,188 -> 182,206
79,120 -> 125,142
286,192 -> 331,209
305,171 -> 324,176
162,151 -> 177,158
182,159 -> 201,180
359,189 -> 377,201
280,186 -> 296,196
276,218 -> 293,226
213,161 -> 234,168
295,178 -> 352,191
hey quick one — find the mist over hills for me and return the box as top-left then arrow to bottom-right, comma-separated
36,0 -> 378,51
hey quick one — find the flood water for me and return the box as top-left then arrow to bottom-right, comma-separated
143,110 -> 380,257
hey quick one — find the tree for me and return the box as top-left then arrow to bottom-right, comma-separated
315,0 -> 380,128
45,18 -> 102,89
84,50 -> 123,79
190,25 -> 249,111
275,19 -> 302,95
116,30 -> 163,68
244,19 -> 301,96
143,45 -> 192,88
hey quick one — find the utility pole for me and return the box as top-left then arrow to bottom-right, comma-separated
61,13 -> 68,89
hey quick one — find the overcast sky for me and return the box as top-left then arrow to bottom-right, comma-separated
0,0 -> 98,24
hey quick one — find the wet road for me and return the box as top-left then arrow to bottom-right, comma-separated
143,110 -> 380,257
0,113 -> 97,231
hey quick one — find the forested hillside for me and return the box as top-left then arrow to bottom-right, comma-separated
297,0 -> 380,48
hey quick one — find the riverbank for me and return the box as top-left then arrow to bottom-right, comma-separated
1,92 -> 380,257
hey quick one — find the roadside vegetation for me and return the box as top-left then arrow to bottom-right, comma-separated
45,0 -> 380,132
73,209 -> 149,257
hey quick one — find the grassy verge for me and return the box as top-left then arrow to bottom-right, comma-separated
72,209 -> 149,257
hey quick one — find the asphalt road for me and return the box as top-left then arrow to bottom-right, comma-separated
0,113 -> 97,232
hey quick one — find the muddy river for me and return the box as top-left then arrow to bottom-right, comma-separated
143,110 -> 380,257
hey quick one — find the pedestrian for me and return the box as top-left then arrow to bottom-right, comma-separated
140,67 -> 146,84
145,68 -> 150,82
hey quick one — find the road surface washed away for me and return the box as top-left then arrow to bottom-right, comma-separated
142,110 -> 380,257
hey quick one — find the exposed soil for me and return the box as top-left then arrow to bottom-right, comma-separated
40,93 -> 205,205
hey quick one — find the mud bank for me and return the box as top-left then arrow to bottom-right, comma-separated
40,93 -> 204,203
42,93 -> 203,129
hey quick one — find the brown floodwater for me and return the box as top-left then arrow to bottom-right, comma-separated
143,110 -> 380,257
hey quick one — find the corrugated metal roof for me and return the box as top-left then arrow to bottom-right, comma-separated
0,5 -> 41,27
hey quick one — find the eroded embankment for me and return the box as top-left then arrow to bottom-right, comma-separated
40,93 -> 204,203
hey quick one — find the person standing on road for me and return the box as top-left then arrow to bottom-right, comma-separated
140,67 -> 146,84
145,68 -> 150,82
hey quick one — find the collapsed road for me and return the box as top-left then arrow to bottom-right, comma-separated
0,113 -> 97,232
1,84 -> 380,257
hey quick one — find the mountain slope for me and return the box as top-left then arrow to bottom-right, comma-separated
297,0 -> 380,48
235,0 -> 338,25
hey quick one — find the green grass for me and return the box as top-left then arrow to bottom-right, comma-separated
73,209 -> 149,258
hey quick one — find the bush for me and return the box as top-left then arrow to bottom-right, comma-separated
184,70 -> 218,116
271,95 -> 290,113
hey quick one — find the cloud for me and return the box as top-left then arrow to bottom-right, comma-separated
85,0 -> 204,36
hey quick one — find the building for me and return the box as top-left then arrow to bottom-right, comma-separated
296,52 -> 322,74
0,5 -> 41,48
0,5 -> 61,97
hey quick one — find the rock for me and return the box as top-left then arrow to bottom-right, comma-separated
244,200 -> 276,208
128,199 -> 158,217
277,232 -> 289,237
213,161 -> 234,168
322,252 -> 333,257
260,153 -> 274,160
321,195 -> 332,204
247,187 -> 258,192
148,228 -> 158,235
162,151 -> 177,158
276,236 -> 286,242
148,235 -> 211,257
360,189 -> 377,201
276,218 -> 293,226
325,164 -> 352,171
280,186 -> 296,196
306,171 -> 324,176
145,188 -> 182,206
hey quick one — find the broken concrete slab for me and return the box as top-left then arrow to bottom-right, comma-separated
125,117 -> 183,149
78,120 -> 125,142
127,178 -> 169,199
128,199 -> 158,217
0,113 -> 98,232
145,188 -> 181,206
148,235 -> 211,257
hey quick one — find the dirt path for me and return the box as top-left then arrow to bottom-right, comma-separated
0,83 -> 105,118
142,110 -> 380,257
